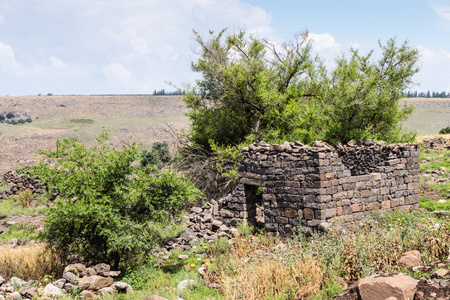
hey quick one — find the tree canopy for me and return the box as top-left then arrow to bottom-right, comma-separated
183,29 -> 419,151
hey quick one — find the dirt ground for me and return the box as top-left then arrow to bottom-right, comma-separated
0,95 -> 189,175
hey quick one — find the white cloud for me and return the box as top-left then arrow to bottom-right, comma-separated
412,45 -> 450,91
101,63 -> 131,88
432,4 -> 450,21
308,33 -> 340,52
0,41 -> 20,73
0,0 -> 275,95
49,56 -> 68,70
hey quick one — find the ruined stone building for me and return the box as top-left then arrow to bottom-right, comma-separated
217,140 -> 420,235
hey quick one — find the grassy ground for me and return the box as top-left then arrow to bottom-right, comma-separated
0,95 -> 189,174
403,98 -> 450,135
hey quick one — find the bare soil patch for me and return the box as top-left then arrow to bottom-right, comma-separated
0,95 -> 189,175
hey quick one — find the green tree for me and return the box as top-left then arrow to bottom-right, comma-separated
31,131 -> 202,268
183,30 -> 418,150
6,113 -> 14,119
315,39 -> 419,144
141,141 -> 172,168
180,29 -> 419,198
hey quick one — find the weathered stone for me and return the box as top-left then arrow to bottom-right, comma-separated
144,296 -> 169,300
398,250 -> 423,269
98,286 -> 115,296
79,290 -> 96,300
177,280 -> 198,297
431,269 -> 449,278
64,263 -> 87,275
354,274 -> 418,300
5,292 -> 21,300
10,277 -> 27,289
110,281 -> 133,293
20,287 -> 38,299
63,271 -> 78,284
52,278 -> 66,289
43,284 -> 64,298
190,206 -> 203,214
77,275 -> 113,291
211,219 -> 223,231
93,263 -> 110,274
0,275 -> 5,286
100,270 -> 121,277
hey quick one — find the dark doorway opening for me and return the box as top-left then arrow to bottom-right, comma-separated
244,184 -> 265,229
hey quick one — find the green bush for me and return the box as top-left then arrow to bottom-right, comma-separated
25,118 -> 32,123
0,115 -> 5,122
141,141 -> 172,168
10,120 -> 17,125
6,113 -> 14,119
439,126 -> 450,134
18,119 -> 25,124
30,130 -> 203,268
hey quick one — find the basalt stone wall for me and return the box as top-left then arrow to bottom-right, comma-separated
217,140 -> 420,236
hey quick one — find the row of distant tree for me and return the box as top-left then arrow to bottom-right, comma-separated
404,91 -> 450,98
153,89 -> 450,98
152,89 -> 186,96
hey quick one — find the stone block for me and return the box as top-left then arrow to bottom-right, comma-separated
303,208 -> 314,220
284,208 -> 298,218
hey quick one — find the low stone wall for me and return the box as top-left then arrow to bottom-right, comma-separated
217,140 -> 420,236
0,171 -> 45,199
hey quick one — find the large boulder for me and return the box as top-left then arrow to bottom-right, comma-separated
77,276 -> 113,291
354,273 -> 418,300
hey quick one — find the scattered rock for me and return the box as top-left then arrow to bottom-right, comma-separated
177,280 -> 198,297
398,250 -> 423,269
353,273 -> 418,300
144,296 -> 169,300
431,269 -> 449,278
79,290 -> 96,300
42,284 -> 64,297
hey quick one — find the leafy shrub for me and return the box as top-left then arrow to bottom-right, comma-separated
30,130 -> 203,268
141,141 -> 172,168
17,119 -> 25,124
10,120 -> 17,125
6,113 -> 14,119
25,118 -> 32,123
439,126 -> 450,134
0,115 -> 5,122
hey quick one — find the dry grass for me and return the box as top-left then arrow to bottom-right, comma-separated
0,243 -> 61,281
416,133 -> 450,142
216,236 -> 323,300
0,95 -> 189,175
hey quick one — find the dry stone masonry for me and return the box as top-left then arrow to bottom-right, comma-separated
0,171 -> 45,199
217,139 -> 420,236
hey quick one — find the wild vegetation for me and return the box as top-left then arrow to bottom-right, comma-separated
179,30 -> 419,198
0,30 -> 448,299
29,130 -> 202,268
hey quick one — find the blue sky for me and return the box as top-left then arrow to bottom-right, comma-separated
0,0 -> 449,95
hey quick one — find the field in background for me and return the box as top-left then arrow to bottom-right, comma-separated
0,95 -> 188,175
403,98 -> 450,136
0,95 -> 448,174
